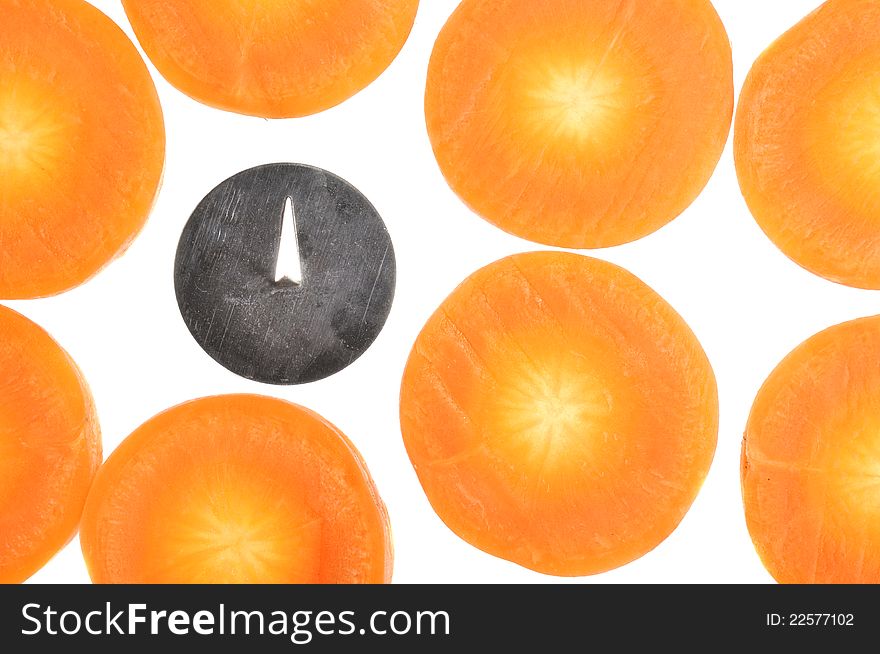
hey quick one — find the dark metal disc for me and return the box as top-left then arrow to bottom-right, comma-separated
174,163 -> 396,385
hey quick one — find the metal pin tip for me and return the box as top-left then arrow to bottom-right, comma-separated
275,196 -> 303,285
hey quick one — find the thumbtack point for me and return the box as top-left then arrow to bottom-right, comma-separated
275,196 -> 303,285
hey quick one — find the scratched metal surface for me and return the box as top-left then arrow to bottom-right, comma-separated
174,163 -> 396,385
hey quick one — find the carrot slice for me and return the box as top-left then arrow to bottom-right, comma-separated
122,0 -> 420,118
81,395 -> 391,584
0,306 -> 101,583
0,0 -> 165,299
735,0 -> 880,289
399,252 -> 718,576
743,316 -> 880,583
425,0 -> 733,249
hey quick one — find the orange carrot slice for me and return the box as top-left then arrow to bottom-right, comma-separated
0,0 -> 165,299
743,316 -> 880,583
122,0 -> 420,118
400,252 -> 718,576
81,395 -> 391,584
735,0 -> 880,289
425,0 -> 733,248
0,305 -> 101,583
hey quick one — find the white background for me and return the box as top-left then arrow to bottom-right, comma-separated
16,0 -> 874,584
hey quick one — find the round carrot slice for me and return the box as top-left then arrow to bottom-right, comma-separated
425,0 -> 733,249
743,316 -> 880,583
0,305 -> 101,583
400,252 -> 718,576
735,0 -> 880,289
0,0 -> 165,299
122,0 -> 420,118
81,395 -> 391,584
